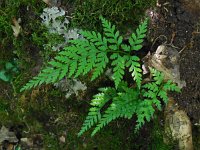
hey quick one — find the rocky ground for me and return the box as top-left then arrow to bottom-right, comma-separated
150,0 -> 200,125
149,0 -> 200,148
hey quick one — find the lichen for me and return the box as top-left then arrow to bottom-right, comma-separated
40,6 -> 82,51
54,78 -> 87,99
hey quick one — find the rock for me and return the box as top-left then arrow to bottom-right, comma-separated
143,44 -> 186,88
0,126 -> 18,143
20,138 -> 33,147
164,97 -> 193,150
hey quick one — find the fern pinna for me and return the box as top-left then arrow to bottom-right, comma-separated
78,68 -> 180,136
20,16 -> 147,91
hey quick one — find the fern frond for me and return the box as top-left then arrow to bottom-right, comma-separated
91,86 -> 139,136
111,54 -> 125,88
135,68 -> 179,132
142,82 -> 158,92
135,99 -> 154,131
79,30 -> 108,51
21,32 -> 109,91
21,17 -> 147,92
137,68 -> 181,132
129,19 -> 148,51
79,82 -> 140,136
79,67 -> 181,136
126,56 -> 142,88
100,16 -> 123,50
150,67 -> 164,85
91,51 -> 109,80
20,59 -> 68,92
163,80 -> 181,92
121,44 -> 131,52
158,90 -> 168,104
78,87 -> 117,136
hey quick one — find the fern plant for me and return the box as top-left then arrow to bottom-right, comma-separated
20,16 -> 147,91
78,68 -> 180,136
21,16 -> 180,137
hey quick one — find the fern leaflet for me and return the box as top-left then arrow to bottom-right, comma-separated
129,19 -> 148,51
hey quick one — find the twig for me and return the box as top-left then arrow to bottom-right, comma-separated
151,35 -> 168,50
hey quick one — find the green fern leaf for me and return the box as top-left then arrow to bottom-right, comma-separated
129,19 -> 148,51
126,56 -> 142,88
100,16 -> 123,49
149,67 -> 164,85
121,44 -> 131,52
111,54 -> 125,88
142,82 -> 158,92
91,85 -> 139,136
78,87 -> 117,136
135,100 -> 154,131
91,52 -> 109,80
158,90 -> 168,104
152,98 -> 162,111
80,30 -> 107,50
21,17 -> 147,93
163,80 -> 181,92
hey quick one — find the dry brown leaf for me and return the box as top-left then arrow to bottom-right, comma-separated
42,0 -> 51,5
11,18 -> 21,37
59,135 -> 66,143
42,0 -> 60,6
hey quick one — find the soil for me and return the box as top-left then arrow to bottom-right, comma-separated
148,0 -> 200,124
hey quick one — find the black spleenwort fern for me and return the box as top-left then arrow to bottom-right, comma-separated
20,16 -> 147,91
78,68 -> 180,136
20,16 -> 180,137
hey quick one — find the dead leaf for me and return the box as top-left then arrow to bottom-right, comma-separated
11,18 -> 21,37
59,135 -> 65,143
42,0 -> 59,6
42,0 -> 51,5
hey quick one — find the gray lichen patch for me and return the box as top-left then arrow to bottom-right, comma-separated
54,78 -> 87,99
40,7 -> 69,34
40,7 -> 82,51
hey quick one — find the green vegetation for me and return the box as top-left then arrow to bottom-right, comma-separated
0,0 -> 184,149
149,117 -> 175,150
21,17 -> 180,138
21,16 -> 147,91
72,0 -> 156,31
0,60 -> 19,82
79,68 -> 180,136
0,0 -> 45,54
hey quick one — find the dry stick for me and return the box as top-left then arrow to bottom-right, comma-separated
150,35 -> 168,50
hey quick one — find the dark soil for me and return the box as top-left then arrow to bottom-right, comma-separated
147,1 -> 200,148
149,0 -> 200,124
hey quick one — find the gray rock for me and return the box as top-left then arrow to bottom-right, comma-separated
0,126 -> 18,143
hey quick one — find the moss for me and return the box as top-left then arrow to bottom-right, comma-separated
148,115 -> 175,150
0,0 -> 171,149
72,0 -> 156,32
0,0 -> 67,93
0,0 -> 45,50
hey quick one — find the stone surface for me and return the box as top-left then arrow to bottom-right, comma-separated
143,44 -> 186,88
0,126 -> 18,143
164,97 -> 193,150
